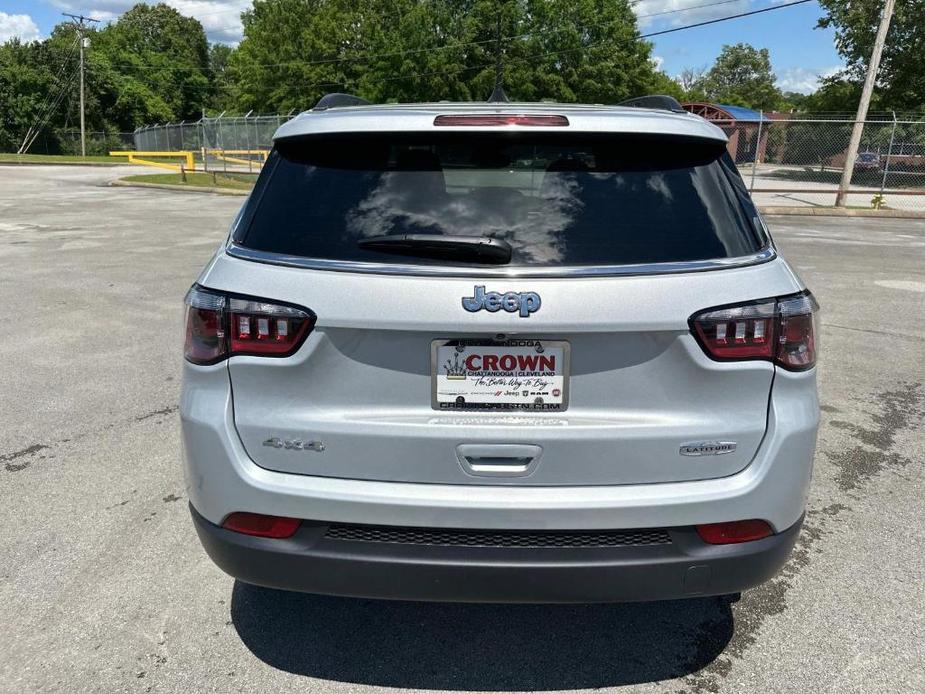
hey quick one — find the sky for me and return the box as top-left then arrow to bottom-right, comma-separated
0,0 -> 844,94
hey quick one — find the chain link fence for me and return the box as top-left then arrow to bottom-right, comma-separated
133,114 -> 294,174
132,113 -> 925,210
711,114 -> 925,211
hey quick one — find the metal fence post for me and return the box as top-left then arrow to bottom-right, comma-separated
217,112 -> 226,173
198,118 -> 207,173
245,113 -> 253,173
750,111 -> 763,192
879,111 -> 898,199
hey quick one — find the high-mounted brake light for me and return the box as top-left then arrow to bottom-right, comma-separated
184,285 -> 316,365
433,114 -> 569,127
690,291 -> 818,371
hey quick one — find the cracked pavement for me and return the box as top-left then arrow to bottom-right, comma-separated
0,167 -> 923,693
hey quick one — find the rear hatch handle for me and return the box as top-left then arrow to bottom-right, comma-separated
456,444 -> 543,478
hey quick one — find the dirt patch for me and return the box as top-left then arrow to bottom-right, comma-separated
1,444 -> 50,472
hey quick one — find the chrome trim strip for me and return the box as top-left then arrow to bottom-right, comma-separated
224,242 -> 777,278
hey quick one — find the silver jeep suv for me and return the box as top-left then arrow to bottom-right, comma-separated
181,95 -> 819,603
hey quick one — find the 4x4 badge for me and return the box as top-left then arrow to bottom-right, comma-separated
462,286 -> 541,317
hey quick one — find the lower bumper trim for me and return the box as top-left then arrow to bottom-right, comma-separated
191,505 -> 802,603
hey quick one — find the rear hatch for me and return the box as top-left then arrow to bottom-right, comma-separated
217,124 -> 790,486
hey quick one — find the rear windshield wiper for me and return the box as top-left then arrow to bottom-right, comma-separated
357,234 -> 512,264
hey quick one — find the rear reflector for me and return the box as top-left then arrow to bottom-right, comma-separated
690,291 -> 818,370
222,512 -> 301,538
184,285 -> 316,364
696,520 -> 774,544
433,114 -> 569,127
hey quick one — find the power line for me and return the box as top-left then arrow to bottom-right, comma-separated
17,36 -> 82,154
19,62 -> 82,154
22,36 -> 80,131
638,0 -> 813,39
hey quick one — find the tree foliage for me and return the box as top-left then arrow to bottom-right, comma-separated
230,0 -> 675,111
15,1 -> 917,154
0,3 -> 212,153
817,0 -> 924,112
0,0 -> 686,152
692,43 -> 783,110
802,78 -> 864,113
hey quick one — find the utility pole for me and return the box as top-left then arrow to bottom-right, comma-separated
63,13 -> 99,158
834,0 -> 896,207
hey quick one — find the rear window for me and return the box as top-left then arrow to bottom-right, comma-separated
238,133 -> 763,268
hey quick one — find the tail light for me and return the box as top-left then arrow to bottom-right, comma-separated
185,288 -> 226,365
184,285 -> 316,365
696,520 -> 773,544
690,291 -> 818,371
222,512 -> 301,538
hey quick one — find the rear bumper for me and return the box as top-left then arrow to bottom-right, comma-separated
191,505 -> 802,603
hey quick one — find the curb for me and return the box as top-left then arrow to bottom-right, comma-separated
759,206 -> 925,219
109,179 -> 249,196
0,160 -> 133,167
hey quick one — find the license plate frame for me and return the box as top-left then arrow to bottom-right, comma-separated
431,338 -> 570,411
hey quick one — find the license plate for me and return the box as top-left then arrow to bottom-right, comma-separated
432,339 -> 569,411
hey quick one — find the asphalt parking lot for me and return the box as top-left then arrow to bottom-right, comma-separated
1,165 -> 923,694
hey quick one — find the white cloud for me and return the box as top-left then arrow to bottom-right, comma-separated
0,12 -> 41,42
633,0 -> 752,30
50,0 -> 250,43
776,65 -> 842,94
651,55 -> 665,71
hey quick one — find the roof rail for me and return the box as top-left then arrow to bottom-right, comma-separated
312,93 -> 372,110
617,95 -> 687,114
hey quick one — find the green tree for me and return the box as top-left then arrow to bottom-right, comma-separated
208,43 -> 237,112
0,3 -> 218,154
0,38 -> 57,151
780,91 -> 810,111
803,78 -> 865,113
231,0 -> 676,111
817,0 -> 924,111
92,3 -> 211,125
698,43 -> 783,110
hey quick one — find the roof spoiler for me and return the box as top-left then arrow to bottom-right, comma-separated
617,95 -> 687,114
312,93 -> 371,110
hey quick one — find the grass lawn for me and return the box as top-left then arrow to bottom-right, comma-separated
120,171 -> 256,191
0,153 -> 130,164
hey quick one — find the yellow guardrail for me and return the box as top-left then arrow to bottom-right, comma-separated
207,149 -> 269,167
109,150 -> 195,172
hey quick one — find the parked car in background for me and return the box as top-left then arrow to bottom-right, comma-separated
854,151 -> 881,172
